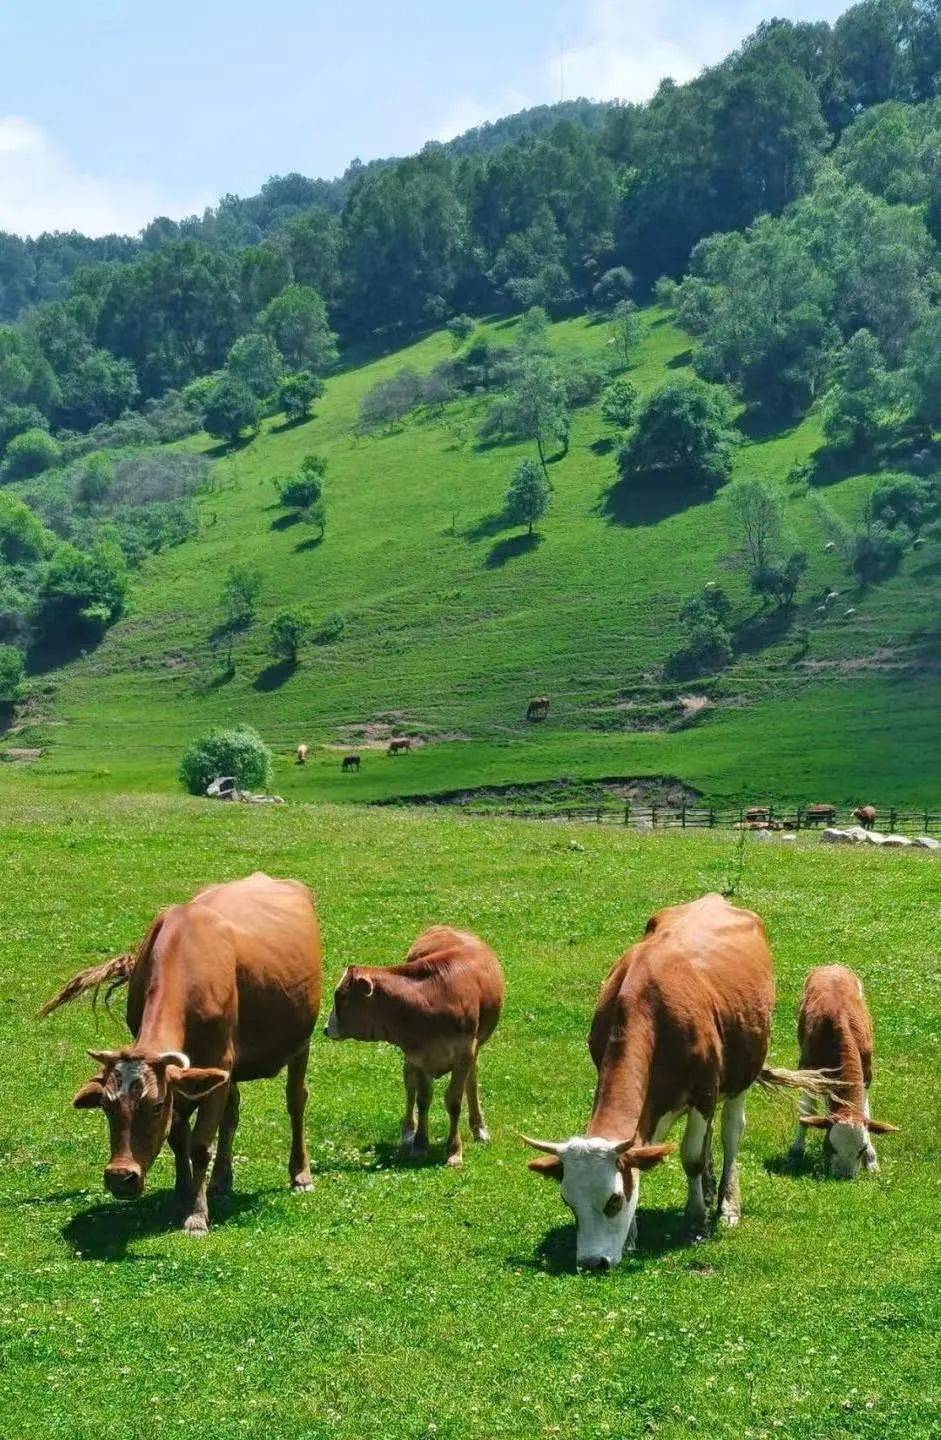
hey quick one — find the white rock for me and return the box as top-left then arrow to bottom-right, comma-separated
753,829 -> 775,842
914,835 -> 941,849
880,834 -> 912,847
864,830 -> 887,845
822,828 -> 854,844
779,832 -> 797,842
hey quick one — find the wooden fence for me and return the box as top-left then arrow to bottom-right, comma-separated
487,802 -> 941,835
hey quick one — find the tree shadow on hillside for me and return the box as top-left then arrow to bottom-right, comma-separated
27,630 -> 104,678
666,348 -> 694,369
806,446 -> 862,489
464,510 -> 510,542
270,511 -> 302,531
591,436 -> 615,456
510,1206 -> 696,1276
486,532 -> 543,568
253,659 -> 298,692
738,406 -> 802,444
61,1189 -> 260,1261
203,434 -> 256,461
600,470 -> 706,528
270,413 -> 314,434
294,534 -> 324,553
732,605 -> 796,655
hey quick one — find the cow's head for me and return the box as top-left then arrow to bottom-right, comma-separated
800,1112 -> 897,1179
524,1135 -> 674,1271
324,967 -> 378,1041
73,1049 -> 229,1198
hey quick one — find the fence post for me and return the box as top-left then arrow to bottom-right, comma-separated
624,801 -> 630,827
596,805 -> 602,825
796,808 -> 802,831
738,807 -> 744,828
889,807 -> 897,834
925,808 -> 930,834
709,808 -> 716,828
651,804 -> 658,829
681,803 -> 687,829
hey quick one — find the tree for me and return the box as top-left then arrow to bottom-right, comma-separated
3,427 -> 60,480
226,333 -> 284,399
221,563 -> 262,628
0,643 -> 25,704
446,314 -> 475,348
600,378 -> 638,430
822,329 -> 900,454
0,493 -> 56,564
667,589 -> 734,677
871,474 -> 935,534
278,371 -> 323,422
619,378 -> 738,492
482,357 -> 570,476
202,375 -> 260,444
268,610 -> 310,664
179,724 -> 272,796
852,519 -> 910,584
752,550 -> 808,607
277,454 -> 326,535
517,306 -> 550,351
259,284 -> 337,374
359,368 -> 422,431
727,479 -> 783,574
37,540 -> 128,639
505,457 -> 552,537
610,300 -> 641,366
906,308 -> 941,431
55,348 -> 139,430
593,267 -> 635,310
77,452 -> 114,509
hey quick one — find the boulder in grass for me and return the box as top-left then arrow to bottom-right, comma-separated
822,828 -> 854,844
914,835 -> 941,849
880,834 -> 911,847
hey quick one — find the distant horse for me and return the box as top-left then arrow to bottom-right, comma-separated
526,696 -> 550,722
342,755 -> 361,772
296,744 -> 309,765
388,738 -> 412,756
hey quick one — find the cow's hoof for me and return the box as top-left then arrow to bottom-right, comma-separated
401,1128 -> 417,1149
183,1214 -> 209,1237
292,1177 -> 314,1193
787,1145 -> 805,1167
472,1126 -> 491,1144
718,1209 -> 740,1228
446,1152 -> 464,1169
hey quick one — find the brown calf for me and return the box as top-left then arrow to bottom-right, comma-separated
40,873 -> 322,1234
790,965 -> 896,1178
525,893 -> 827,1270
388,737 -> 412,755
325,926 -> 504,1166
852,805 -> 877,830
526,695 -> 550,721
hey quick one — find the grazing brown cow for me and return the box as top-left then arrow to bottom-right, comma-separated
325,926 -> 505,1167
789,965 -> 896,1178
342,754 -> 361,772
296,744 -> 309,765
745,807 -> 769,824
805,803 -> 837,827
852,805 -> 877,830
39,873 -> 322,1234
388,737 -> 412,755
526,695 -> 550,721
524,893 -> 827,1270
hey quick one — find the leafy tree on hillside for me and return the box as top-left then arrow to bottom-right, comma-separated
37,540 -> 128,639
0,493 -> 56,564
179,724 -> 271,795
0,643 -> 25,704
278,371 -> 323,422
268,610 -> 310,664
619,378 -> 738,492
277,454 -> 326,536
906,308 -> 941,431
667,586 -> 734,678
727,479 -> 783,574
260,284 -> 337,374
822,328 -> 903,454
505,457 -> 552,537
480,356 -> 570,476
871,474 -> 935,534
274,209 -> 343,298
592,267 -> 635,310
610,300 -> 641,367
226,333 -> 284,399
2,427 -> 60,481
76,452 -> 114,509
54,348 -> 139,431
202,375 -> 260,444
446,314 -> 475,348
752,550 -> 808,607
359,368 -> 423,431
600,378 -> 638,430
221,563 -> 262,628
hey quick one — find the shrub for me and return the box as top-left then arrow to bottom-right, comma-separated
0,404 -> 47,456
653,276 -> 678,307
751,551 -> 808,607
505,457 -> 552,537
0,643 -> 25,704
202,374 -> 260,443
268,610 -> 310,663
277,454 -> 326,535
278,371 -> 324,422
600,378 -> 638,430
37,540 -> 128,640
446,314 -> 475,347
618,378 -> 738,493
221,564 -> 262,627
561,354 -> 612,409
852,522 -> 911,584
870,474 -> 935,534
592,267 -> 635,310
179,724 -> 272,795
3,427 -> 61,481
666,615 -> 733,679
360,368 -> 422,430
312,611 -> 345,645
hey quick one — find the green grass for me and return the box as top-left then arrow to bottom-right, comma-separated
6,306 -> 940,805
1,794 -> 939,1438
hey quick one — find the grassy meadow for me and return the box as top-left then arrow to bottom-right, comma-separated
7,306 -> 940,808
1,792 -> 939,1439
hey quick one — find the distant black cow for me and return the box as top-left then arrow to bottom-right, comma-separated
342,755 -> 361,772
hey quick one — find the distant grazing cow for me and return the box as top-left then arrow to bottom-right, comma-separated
39,873 -> 322,1234
526,695 -> 550,722
805,804 -> 837,827
388,737 -> 412,755
524,894 -> 827,1270
296,744 -> 309,765
745,807 -> 769,824
789,965 -> 896,1179
853,805 -> 877,830
342,755 -> 361,772
325,926 -> 505,1167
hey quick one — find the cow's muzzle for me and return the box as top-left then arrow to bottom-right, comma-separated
104,1162 -> 143,1199
578,1255 -> 612,1274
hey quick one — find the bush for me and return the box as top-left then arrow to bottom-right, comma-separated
505,457 -> 552,537
278,371 -> 324,422
751,551 -> 808,607
37,540 -> 128,640
653,277 -> 678,307
0,404 -> 48,456
269,609 -> 309,663
592,267 -> 635,310
666,616 -> 733,679
202,374 -> 260,443
618,378 -> 738,493
600,378 -> 638,430
312,611 -> 345,645
870,474 -> 935,534
3,427 -> 61,481
221,563 -> 262,627
561,354 -> 612,408
0,643 -> 25,704
277,454 -> 326,534
446,314 -> 475,347
852,522 -> 911,584
179,724 -> 272,796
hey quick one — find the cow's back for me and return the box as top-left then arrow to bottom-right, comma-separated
798,964 -> 873,1086
398,926 -> 505,1043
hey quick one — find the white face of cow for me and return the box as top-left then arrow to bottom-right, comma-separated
827,1120 -> 872,1180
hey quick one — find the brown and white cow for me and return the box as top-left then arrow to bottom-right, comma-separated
325,926 -> 504,1167
296,744 -> 309,765
525,893 -> 823,1271
40,873 -> 322,1234
789,965 -> 896,1179
852,805 -> 877,831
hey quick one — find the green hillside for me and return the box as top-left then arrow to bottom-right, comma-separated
6,306 -> 940,806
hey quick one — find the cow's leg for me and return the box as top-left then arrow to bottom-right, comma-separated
183,1085 -> 229,1235
209,1082 -> 240,1196
168,1110 -> 193,1210
717,1092 -> 747,1226
401,1061 -> 419,1147
789,1090 -> 815,1163
286,1044 -> 313,1191
465,1054 -> 489,1143
444,1057 -> 472,1168
862,1088 -> 879,1171
414,1070 -> 433,1154
702,1118 -> 716,1208
681,1108 -> 711,1236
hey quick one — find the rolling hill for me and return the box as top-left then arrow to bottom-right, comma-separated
6,305 -> 940,807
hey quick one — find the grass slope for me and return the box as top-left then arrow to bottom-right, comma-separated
8,308 -> 940,804
1,795 -> 938,1439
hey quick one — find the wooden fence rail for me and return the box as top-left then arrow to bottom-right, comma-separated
486,803 -> 941,835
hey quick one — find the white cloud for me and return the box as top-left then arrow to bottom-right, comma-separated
432,89 -> 532,144
0,116 -> 208,238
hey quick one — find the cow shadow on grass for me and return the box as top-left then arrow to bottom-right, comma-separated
763,1151 -> 825,1181
514,1206 -> 696,1276
371,1140 -> 450,1171
62,1189 -> 261,1261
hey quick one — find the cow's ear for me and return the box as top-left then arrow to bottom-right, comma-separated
167,1066 -> 230,1101
866,1118 -> 898,1135
528,1154 -> 563,1182
73,1078 -> 105,1109
798,1115 -> 832,1130
618,1143 -> 675,1173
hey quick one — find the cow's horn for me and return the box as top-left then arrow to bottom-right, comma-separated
87,1048 -> 121,1065
519,1134 -> 566,1156
158,1051 -> 190,1069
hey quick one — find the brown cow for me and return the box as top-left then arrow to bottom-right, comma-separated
325,926 -> 504,1167
388,737 -> 412,755
526,696 -> 550,721
525,893 -> 827,1270
805,804 -> 837,827
789,965 -> 896,1178
342,754 -> 361,772
39,873 -> 322,1234
852,805 -> 877,831
296,744 -> 309,765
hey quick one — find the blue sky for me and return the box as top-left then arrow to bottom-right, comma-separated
0,0 -> 848,237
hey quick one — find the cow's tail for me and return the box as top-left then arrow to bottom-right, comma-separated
757,1065 -> 838,1097
37,951 -> 137,1019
